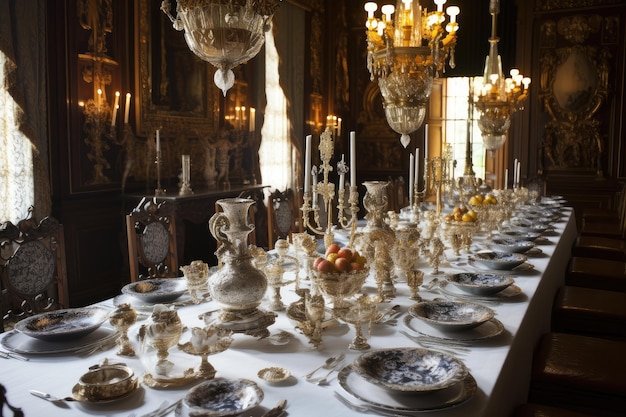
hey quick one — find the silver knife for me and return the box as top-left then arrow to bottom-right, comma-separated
261,399 -> 287,417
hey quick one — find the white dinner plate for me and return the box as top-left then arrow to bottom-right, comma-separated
403,314 -> 504,342
1,326 -> 118,355
337,365 -> 476,413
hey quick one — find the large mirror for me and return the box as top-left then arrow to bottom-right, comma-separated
135,0 -> 220,138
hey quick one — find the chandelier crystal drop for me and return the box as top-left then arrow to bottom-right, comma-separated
364,0 -> 460,148
161,0 -> 281,96
472,0 -> 530,152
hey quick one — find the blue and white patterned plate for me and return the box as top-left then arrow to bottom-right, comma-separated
121,278 -> 187,303
474,251 -> 528,270
448,272 -> 515,295
408,300 -> 495,331
14,306 -> 110,342
181,378 -> 263,417
338,365 -> 476,412
491,238 -> 536,254
352,347 -> 468,393
499,229 -> 541,242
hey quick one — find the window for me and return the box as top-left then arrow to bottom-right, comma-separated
0,50 -> 34,223
442,77 -> 485,180
258,26 -> 294,191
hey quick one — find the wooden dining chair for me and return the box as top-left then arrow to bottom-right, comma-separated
0,208 -> 69,333
267,188 -> 300,249
126,197 -> 179,282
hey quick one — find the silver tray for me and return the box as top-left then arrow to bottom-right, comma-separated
403,314 -> 504,342
1,326 -> 118,355
338,365 -> 476,413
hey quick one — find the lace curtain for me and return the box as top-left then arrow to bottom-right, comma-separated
0,51 -> 33,223
258,3 -> 304,193
0,0 -> 50,223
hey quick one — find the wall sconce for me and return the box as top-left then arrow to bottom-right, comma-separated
326,115 -> 342,139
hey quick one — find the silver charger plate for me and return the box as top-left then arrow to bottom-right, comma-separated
14,306 -> 110,342
403,314 -> 504,342
338,365 -> 477,413
1,325 -> 118,355
121,278 -> 187,304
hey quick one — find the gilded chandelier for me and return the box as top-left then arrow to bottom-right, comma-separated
364,0 -> 460,148
161,0 -> 281,96
472,0 -> 530,152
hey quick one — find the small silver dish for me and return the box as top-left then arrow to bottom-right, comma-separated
408,300 -> 495,331
257,367 -> 291,383
448,272 -> 514,295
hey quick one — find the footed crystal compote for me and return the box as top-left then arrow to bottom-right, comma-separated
314,267 -> 369,317
138,304 -> 183,385
337,294 -> 380,350
178,325 -> 233,380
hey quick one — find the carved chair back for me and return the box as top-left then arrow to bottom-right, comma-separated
0,209 -> 69,332
126,197 -> 179,282
267,188 -> 300,249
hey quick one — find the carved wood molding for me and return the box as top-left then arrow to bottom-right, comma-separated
539,13 -> 615,174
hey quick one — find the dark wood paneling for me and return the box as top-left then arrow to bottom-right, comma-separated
59,196 -> 126,307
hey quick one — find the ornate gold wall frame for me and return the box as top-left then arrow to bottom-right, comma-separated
539,14 -> 611,174
135,0 -> 220,139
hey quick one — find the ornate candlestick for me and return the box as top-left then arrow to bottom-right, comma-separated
179,154 -> 193,195
155,149 -> 165,196
300,128 -> 359,249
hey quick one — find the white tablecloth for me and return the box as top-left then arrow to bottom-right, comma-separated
0,209 -> 577,417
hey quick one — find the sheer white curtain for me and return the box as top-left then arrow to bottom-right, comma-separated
0,50 -> 34,223
258,27 -> 294,191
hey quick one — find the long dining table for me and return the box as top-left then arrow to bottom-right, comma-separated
0,205 -> 577,417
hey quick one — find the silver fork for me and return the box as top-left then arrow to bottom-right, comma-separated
314,361 -> 345,385
334,391 -> 411,417
305,353 -> 345,380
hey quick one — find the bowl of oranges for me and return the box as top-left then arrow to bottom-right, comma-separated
313,243 -> 369,308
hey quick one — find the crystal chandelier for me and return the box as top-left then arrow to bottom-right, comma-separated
364,0 -> 460,148
472,0 -> 530,152
161,0 -> 281,96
